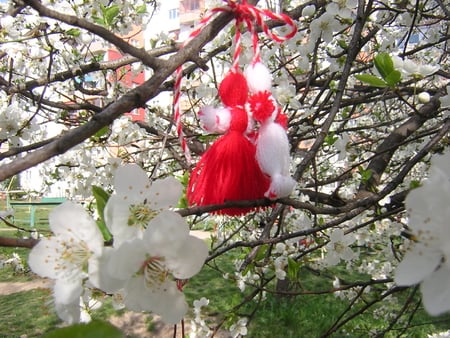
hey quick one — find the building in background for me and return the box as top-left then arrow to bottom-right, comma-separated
106,23 -> 146,122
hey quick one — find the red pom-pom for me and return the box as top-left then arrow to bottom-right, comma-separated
219,71 -> 248,107
275,111 -> 288,130
248,91 -> 276,122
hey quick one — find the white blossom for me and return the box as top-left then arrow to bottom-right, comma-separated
28,202 -> 104,323
392,55 -> 439,78
418,92 -> 431,103
302,5 -> 316,17
98,210 -> 208,324
309,13 -> 343,43
324,229 -> 356,266
394,151 -> 450,316
104,164 -> 182,246
326,0 -> 358,19
230,318 -> 248,338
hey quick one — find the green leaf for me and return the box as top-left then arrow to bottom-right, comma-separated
358,166 -> 373,183
42,320 -> 124,338
104,5 -> 120,26
255,245 -> 269,262
287,257 -> 300,281
242,263 -> 254,277
324,132 -> 339,146
92,185 -> 110,217
96,219 -> 112,243
384,70 -> 402,87
90,126 -> 110,143
136,4 -> 147,14
355,74 -> 387,88
176,172 -> 189,209
66,28 -> 81,37
92,16 -> 105,26
337,39 -> 348,50
92,185 -> 112,242
409,180 -> 421,189
374,52 -> 395,80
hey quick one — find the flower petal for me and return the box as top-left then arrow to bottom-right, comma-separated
153,282 -> 189,325
330,229 -> 344,242
144,211 -> 189,255
394,244 -> 441,285
107,239 -> 147,280
88,249 -> 125,293
104,195 -> 128,232
124,276 -> 188,324
54,299 -> 80,324
166,236 -> 208,279
148,176 -> 182,210
122,276 -> 147,312
421,265 -> 450,316
114,164 -> 151,196
53,278 -> 83,305
104,195 -> 143,246
28,238 -> 61,279
49,202 -> 104,254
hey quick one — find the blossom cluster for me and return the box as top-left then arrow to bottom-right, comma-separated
28,164 -> 208,324
0,252 -> 25,273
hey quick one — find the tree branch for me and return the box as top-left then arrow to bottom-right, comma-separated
23,0 -> 164,69
0,7 -> 237,181
360,90 -> 444,192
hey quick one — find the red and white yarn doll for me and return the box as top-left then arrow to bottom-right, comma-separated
245,61 -> 296,199
187,70 -> 270,215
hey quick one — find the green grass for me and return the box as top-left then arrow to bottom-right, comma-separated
0,289 -> 60,337
246,293 -> 346,338
0,224 -> 449,337
240,291 -> 450,337
0,199 -> 53,283
185,250 -> 240,315
184,248 -> 450,337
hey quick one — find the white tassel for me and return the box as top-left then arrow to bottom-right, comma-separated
256,122 -> 296,199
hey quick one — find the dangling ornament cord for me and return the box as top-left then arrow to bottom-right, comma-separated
174,1 -> 297,214
186,2 -> 267,215
172,8 -> 223,164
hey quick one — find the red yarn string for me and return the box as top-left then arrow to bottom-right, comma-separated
231,17 -> 243,72
173,11 -> 221,164
173,0 -> 297,162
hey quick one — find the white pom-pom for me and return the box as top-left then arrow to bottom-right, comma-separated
245,62 -> 272,93
265,174 -> 296,199
255,122 -> 296,199
198,106 -> 231,134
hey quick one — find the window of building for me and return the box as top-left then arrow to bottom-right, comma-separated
169,8 -> 179,20
184,0 -> 200,11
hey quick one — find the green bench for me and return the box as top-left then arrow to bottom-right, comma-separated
9,197 -> 66,227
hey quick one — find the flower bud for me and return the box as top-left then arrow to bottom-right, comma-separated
418,92 -> 430,103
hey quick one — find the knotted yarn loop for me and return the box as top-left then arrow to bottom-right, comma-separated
224,0 -> 297,43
